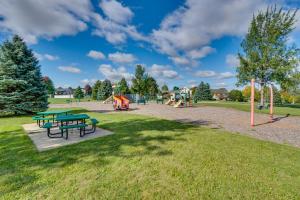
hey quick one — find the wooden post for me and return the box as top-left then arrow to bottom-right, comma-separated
250,79 -> 255,126
269,85 -> 273,122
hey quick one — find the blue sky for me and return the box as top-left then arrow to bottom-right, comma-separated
0,0 -> 299,89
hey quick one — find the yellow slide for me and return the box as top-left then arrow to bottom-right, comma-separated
165,99 -> 172,105
103,95 -> 113,104
174,100 -> 182,108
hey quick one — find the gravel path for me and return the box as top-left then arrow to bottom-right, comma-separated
50,102 -> 300,148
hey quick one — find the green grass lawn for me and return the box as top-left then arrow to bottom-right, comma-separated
48,97 -> 93,104
196,101 -> 300,116
1,109 -> 300,199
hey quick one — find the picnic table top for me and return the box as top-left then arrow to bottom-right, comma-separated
37,110 -> 71,116
56,114 -> 90,122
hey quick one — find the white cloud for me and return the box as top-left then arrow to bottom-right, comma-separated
148,64 -> 179,79
0,0 -> 93,44
218,72 -> 235,79
98,64 -> 133,81
195,70 -> 217,78
44,54 -> 59,61
99,0 -> 133,25
187,46 -> 216,59
87,50 -> 105,60
215,82 -> 228,87
108,52 -> 136,63
151,0 -> 268,65
91,1 -> 147,45
80,78 -> 97,85
58,66 -> 81,73
226,54 -> 239,68
187,80 -> 197,87
34,52 -> 59,61
169,56 -> 191,65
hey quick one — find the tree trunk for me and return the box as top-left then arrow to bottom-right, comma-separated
260,83 -> 264,106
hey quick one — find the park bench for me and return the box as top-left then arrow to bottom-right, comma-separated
59,123 -> 88,139
42,122 -> 63,138
33,116 -> 55,127
85,118 -> 99,134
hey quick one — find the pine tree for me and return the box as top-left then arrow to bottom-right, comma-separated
0,35 -> 48,115
74,86 -> 84,99
194,82 -> 212,102
92,80 -> 101,100
97,79 -> 112,100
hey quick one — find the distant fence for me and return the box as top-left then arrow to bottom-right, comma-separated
54,95 -> 73,98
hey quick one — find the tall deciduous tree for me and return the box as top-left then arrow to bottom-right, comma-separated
43,76 -> 55,98
131,65 -> 147,96
0,35 -> 48,114
236,6 -> 299,106
92,80 -> 102,100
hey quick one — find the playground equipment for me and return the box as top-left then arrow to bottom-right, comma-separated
165,87 -> 192,108
103,95 -> 113,104
156,95 -> 164,104
113,95 -> 129,110
250,79 -> 273,126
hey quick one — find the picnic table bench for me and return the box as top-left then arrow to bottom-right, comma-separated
33,110 -> 71,127
41,113 -> 99,139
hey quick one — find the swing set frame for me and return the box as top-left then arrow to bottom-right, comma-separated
250,78 -> 274,126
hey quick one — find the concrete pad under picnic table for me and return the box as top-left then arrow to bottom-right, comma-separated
22,123 -> 113,152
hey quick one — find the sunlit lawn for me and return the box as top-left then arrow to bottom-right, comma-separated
1,109 -> 300,199
48,98 -> 94,104
196,101 -> 300,116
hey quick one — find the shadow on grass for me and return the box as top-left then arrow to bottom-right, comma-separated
0,116 -> 196,194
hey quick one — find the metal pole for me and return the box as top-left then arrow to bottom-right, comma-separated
269,85 -> 273,122
251,79 -> 255,126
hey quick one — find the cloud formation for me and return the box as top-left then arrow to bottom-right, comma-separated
151,0 -> 268,65
108,52 -> 136,63
0,0 -> 93,44
148,64 -> 179,79
58,66 -> 81,73
34,52 -> 59,61
98,64 -> 133,81
226,54 -> 240,68
87,50 -> 105,60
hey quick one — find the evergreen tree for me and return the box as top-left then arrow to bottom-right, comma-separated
42,76 -> 55,98
92,80 -> 102,100
237,6 -> 299,106
194,82 -> 212,102
74,86 -> 84,99
161,84 -> 169,93
84,84 -> 92,96
0,35 -> 48,114
97,79 -> 112,100
119,77 -> 130,95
